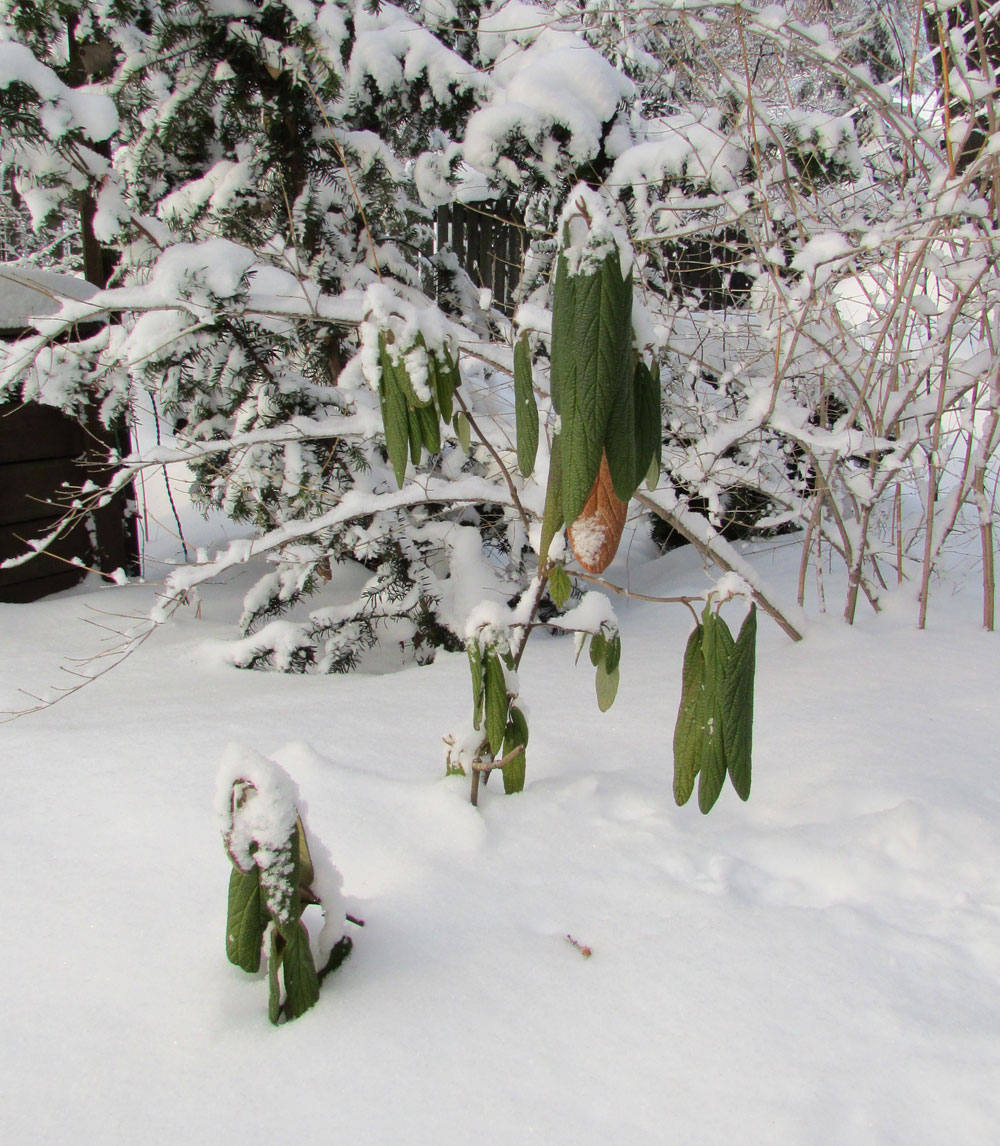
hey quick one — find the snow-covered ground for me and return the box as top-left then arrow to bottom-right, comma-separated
3,528 -> 999,1145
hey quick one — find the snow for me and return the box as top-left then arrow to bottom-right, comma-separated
0,263 -> 98,329
0,40 -> 118,141
5,529 -> 998,1143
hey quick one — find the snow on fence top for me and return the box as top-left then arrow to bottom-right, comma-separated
0,264 -> 97,332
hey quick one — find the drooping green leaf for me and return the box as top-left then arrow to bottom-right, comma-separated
268,927 -> 281,1025
454,411 -> 471,454
549,252 -> 575,414
378,336 -> 410,488
553,249 -> 634,524
595,659 -> 620,712
589,630 -> 607,668
294,817 -> 314,891
430,349 -> 457,425
538,434 -> 565,567
467,641 -> 484,731
722,605 -> 756,801
483,649 -> 508,757
407,403 -> 423,465
633,359 -> 662,493
226,865 -> 266,973
672,623 -> 705,806
604,631 -> 622,675
698,612 -> 735,814
514,334 -> 539,478
502,705 -> 529,794
413,397 -> 440,457
280,921 -> 321,1022
601,265 -> 638,502
548,566 -> 571,610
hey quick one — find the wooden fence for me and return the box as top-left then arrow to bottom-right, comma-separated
436,200 -> 525,316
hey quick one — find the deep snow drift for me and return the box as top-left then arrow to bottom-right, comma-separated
2,533 -> 998,1145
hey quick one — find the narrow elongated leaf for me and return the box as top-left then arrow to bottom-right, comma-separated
483,649 -> 508,757
268,927 -> 281,1025
407,404 -> 423,464
722,605 -> 756,800
226,866 -> 265,972
549,253 -> 575,414
514,334 -> 539,477
672,623 -> 705,806
633,359 -> 662,491
455,411 -> 471,454
538,434 -> 565,567
595,660 -> 620,711
294,818 -> 314,891
413,398 -> 440,457
605,632 -> 622,675
378,337 -> 410,488
280,921 -> 321,1022
589,630 -> 607,667
502,705 -> 529,794
697,613 -> 734,814
467,642 -> 484,731
431,350 -> 457,424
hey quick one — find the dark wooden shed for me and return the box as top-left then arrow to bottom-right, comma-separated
0,264 -> 138,603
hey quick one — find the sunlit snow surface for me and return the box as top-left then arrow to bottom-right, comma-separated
2,535 -> 999,1144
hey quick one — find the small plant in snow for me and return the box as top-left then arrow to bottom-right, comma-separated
217,746 -> 352,1024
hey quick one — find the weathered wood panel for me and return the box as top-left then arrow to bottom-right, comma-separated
0,400 -> 138,602
435,201 -> 525,316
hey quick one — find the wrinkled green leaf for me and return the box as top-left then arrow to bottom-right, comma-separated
226,866 -> 265,973
539,434 -> 565,567
589,630 -> 607,668
548,566 -> 571,610
672,623 -> 705,806
502,705 -> 529,794
407,404 -> 423,465
430,349 -> 457,425
595,659 -> 620,712
550,252 -> 575,414
634,359 -> 662,493
553,250 -> 634,524
413,398 -> 440,457
455,411 -> 471,454
378,336 -> 410,488
698,612 -> 734,814
722,605 -> 756,801
514,334 -> 538,478
484,649 -> 508,757
280,921 -> 321,1022
467,641 -> 484,731
294,817 -> 313,891
268,927 -> 281,1025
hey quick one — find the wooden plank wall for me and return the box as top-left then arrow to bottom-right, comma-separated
0,395 -> 139,603
436,201 -> 525,316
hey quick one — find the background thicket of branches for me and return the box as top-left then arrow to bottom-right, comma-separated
3,0 -> 999,673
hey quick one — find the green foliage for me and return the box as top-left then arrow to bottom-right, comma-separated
551,246 -> 634,523
224,786 -> 350,1025
483,647 -> 509,757
502,706 -> 529,794
548,566 -> 572,610
514,334 -> 538,478
590,628 -> 621,712
672,604 -> 758,814
226,866 -> 266,974
378,333 -> 458,488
